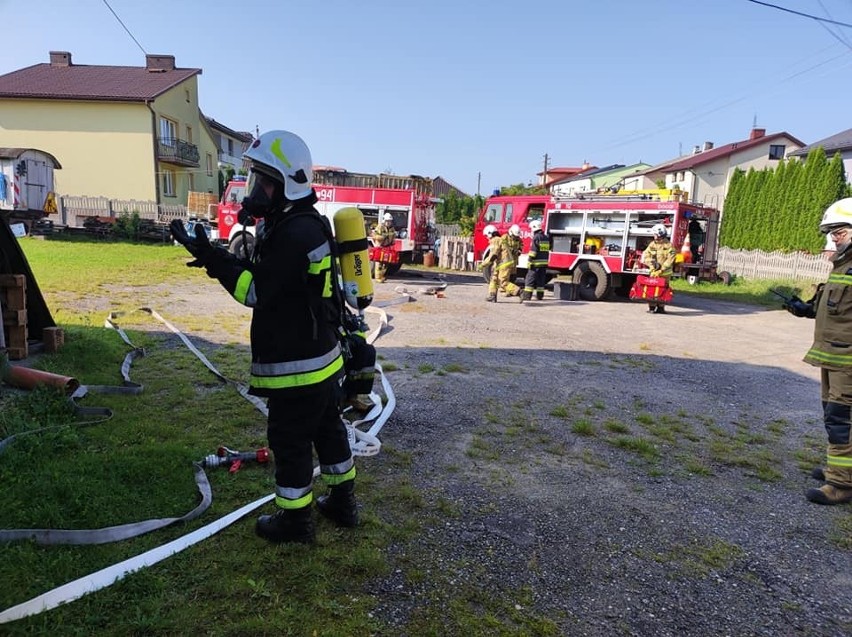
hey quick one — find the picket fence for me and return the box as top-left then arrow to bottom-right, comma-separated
58,195 -> 188,228
717,246 -> 832,282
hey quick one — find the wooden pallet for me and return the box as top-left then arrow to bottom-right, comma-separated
0,274 -> 28,360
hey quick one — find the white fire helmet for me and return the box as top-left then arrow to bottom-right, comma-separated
652,224 -> 668,238
529,219 -> 543,232
383,212 -> 394,222
509,224 -> 521,237
819,198 -> 852,234
483,224 -> 497,237
243,130 -> 313,201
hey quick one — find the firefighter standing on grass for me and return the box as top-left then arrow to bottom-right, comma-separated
170,130 -> 358,543
641,224 -> 677,314
784,197 -> 852,505
372,212 -> 396,283
521,219 -> 550,303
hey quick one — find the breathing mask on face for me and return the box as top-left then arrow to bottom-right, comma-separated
241,168 -> 285,219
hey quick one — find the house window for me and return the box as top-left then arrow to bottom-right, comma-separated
186,125 -> 193,143
188,173 -> 194,191
227,139 -> 234,155
163,169 -> 176,196
160,117 -> 176,145
185,89 -> 190,103
206,153 -> 214,176
769,144 -> 785,160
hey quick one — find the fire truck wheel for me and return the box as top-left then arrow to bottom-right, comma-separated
229,233 -> 255,259
572,261 -> 610,301
717,271 -> 732,286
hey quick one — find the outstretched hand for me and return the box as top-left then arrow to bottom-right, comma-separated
170,220 -> 213,268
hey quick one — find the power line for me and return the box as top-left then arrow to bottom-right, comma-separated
745,0 -> 852,28
102,0 -> 147,55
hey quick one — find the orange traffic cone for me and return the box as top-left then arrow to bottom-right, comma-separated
680,233 -> 693,264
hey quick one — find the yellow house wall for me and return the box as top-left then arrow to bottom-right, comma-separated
151,77 -> 218,203
0,99 -> 156,199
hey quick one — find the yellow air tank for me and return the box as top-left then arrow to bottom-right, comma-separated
333,207 -> 374,310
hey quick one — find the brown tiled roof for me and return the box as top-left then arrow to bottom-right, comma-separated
0,62 -> 201,102
660,132 -> 804,172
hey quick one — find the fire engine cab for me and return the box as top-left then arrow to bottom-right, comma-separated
213,169 -> 436,274
474,190 -> 727,301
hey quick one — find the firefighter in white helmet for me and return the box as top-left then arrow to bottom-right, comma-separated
371,212 -> 397,283
479,224 -> 505,302
521,219 -> 550,302
785,197 -> 852,504
170,130 -> 358,542
641,224 -> 677,314
504,224 -> 523,284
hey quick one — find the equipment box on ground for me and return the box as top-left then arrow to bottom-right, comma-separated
553,281 -> 579,301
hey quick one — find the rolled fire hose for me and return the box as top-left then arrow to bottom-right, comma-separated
0,297 -> 401,624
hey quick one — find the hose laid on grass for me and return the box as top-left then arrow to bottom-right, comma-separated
0,297 -> 399,624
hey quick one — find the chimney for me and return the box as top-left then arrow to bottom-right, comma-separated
146,54 -> 176,72
703,141 -> 714,151
49,51 -> 72,67
749,128 -> 766,140
693,145 -> 701,155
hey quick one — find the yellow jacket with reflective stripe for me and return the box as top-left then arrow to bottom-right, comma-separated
805,249 -> 852,370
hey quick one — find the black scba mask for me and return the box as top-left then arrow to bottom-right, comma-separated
241,170 -> 285,219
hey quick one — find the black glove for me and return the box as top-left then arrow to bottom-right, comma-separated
170,220 -> 213,268
783,295 -> 815,318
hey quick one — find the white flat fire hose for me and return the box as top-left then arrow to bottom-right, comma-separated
0,294 -> 405,624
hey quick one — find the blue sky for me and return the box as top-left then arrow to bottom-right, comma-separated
2,0 -> 851,196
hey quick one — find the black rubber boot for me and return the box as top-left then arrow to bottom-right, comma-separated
811,466 -> 826,481
536,292 -> 544,300
486,293 -> 497,303
316,480 -> 359,527
806,483 -> 852,505
520,291 -> 532,303
255,506 -> 315,543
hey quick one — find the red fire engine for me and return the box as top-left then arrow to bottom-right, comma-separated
213,169 -> 436,274
473,190 -> 728,301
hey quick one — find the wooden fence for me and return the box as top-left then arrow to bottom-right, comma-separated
437,235 -> 475,271
58,195 -> 188,228
717,247 -> 832,282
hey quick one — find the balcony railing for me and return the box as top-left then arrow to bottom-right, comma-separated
157,137 -> 200,167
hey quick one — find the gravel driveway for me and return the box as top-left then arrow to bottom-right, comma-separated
128,268 -> 849,636
358,269 -> 849,636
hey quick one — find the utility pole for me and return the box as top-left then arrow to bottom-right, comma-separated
543,153 -> 549,190
477,171 -> 481,197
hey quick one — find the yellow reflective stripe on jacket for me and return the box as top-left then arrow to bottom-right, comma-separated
804,349 -> 852,367
251,352 -> 344,389
827,454 -> 852,468
827,273 -> 852,285
233,270 -> 254,305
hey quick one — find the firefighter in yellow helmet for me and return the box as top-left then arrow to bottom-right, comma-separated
171,130 -> 357,542
784,197 -> 852,505
641,224 -> 677,314
371,212 -> 397,283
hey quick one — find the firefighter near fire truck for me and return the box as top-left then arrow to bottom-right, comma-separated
783,197 -> 852,505
170,129 -> 359,543
372,213 -> 397,283
639,224 -> 677,314
521,219 -> 550,303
